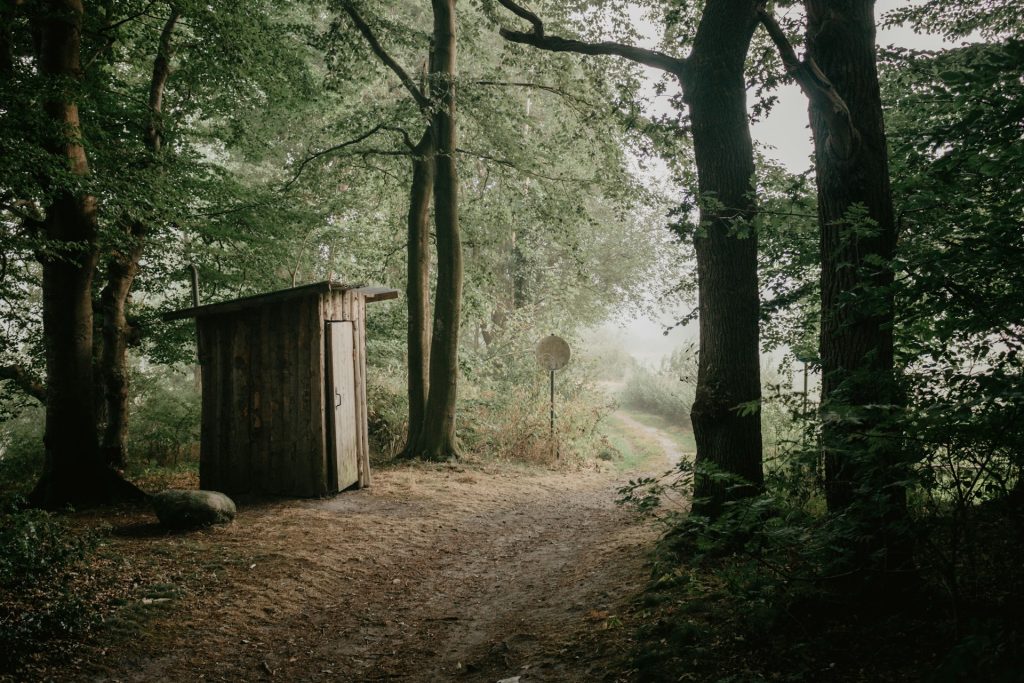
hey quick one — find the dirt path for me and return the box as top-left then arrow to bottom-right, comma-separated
611,412 -> 687,467
74,462 -> 659,683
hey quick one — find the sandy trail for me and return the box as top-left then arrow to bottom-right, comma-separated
79,463 -> 657,683
611,412 -> 687,467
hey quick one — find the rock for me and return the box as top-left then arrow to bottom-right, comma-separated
152,489 -> 236,530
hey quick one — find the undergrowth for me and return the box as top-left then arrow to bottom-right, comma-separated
0,497 -> 100,674
619,457 -> 1024,682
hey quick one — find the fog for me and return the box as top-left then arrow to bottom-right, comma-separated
592,0 -> 960,391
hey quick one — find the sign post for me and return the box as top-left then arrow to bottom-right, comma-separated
536,335 -> 571,459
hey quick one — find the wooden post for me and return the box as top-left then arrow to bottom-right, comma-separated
190,264 -> 201,391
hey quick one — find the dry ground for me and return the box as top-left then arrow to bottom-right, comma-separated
28,450 -> 670,683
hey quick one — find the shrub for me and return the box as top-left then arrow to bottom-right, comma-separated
0,497 -> 98,672
126,365 -> 200,467
619,346 -> 697,422
0,402 -> 45,496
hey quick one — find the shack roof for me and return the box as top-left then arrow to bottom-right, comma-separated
163,281 -> 398,321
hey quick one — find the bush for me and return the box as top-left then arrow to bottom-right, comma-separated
0,497 -> 98,672
365,370 -> 408,461
619,346 -> 697,422
0,402 -> 45,496
126,365 -> 200,467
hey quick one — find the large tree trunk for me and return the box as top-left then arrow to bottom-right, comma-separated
804,1 -> 912,588
496,0 -> 764,513
685,0 -> 764,516
400,128 -> 435,456
805,0 -> 904,520
29,0 -> 144,508
416,0 -> 462,460
99,6 -> 179,468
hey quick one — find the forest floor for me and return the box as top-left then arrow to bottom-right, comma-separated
14,411 -> 691,683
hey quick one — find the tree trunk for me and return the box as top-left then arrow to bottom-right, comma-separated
416,0 -> 463,460
685,0 -> 764,516
805,0 -> 904,519
99,222 -> 144,468
29,0 -> 144,508
400,128 -> 435,456
496,0 -> 765,513
98,6 -> 179,468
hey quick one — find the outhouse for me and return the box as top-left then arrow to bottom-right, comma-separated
164,281 -> 398,497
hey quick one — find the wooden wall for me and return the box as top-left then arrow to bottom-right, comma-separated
197,291 -> 366,497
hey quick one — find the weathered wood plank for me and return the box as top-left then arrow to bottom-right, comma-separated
249,304 -> 267,491
229,311 -> 251,494
354,295 -> 371,488
327,321 -> 359,490
217,317 -> 235,492
267,301 -> 286,495
311,295 -> 328,494
198,319 -> 218,489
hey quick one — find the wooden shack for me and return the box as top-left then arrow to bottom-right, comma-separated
165,281 -> 398,497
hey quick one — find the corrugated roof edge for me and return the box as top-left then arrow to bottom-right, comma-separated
162,281 -> 398,321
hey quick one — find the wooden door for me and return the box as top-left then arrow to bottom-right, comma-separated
327,321 -> 358,490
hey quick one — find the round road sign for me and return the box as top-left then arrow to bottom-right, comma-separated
536,335 -> 571,371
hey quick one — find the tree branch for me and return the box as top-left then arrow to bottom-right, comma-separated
145,5 -> 181,154
340,2 -> 431,111
495,0 -> 686,76
0,364 -> 46,402
283,124 -> 402,190
472,79 -> 593,106
456,148 -> 593,183
756,7 -> 858,159
99,0 -> 160,33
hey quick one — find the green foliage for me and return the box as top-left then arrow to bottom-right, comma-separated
0,497 -> 99,672
619,345 -> 696,422
459,329 -> 614,464
126,365 -> 201,467
0,403 -> 44,496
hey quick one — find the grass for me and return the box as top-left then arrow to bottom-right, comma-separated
616,408 -> 696,454
600,408 -> 694,473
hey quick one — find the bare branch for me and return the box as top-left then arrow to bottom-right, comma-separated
340,2 -> 430,111
495,0 -> 686,76
456,148 -> 593,184
495,0 -> 544,35
0,365 -> 46,402
145,5 -> 181,154
756,7 -> 858,159
380,125 -> 416,151
99,0 -> 160,33
283,124 -> 395,190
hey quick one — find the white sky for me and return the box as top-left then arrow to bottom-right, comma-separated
598,0 -> 961,369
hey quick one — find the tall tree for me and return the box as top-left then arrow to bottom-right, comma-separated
804,0 -> 902,517
759,2 -> 903,516
417,0 -> 462,459
497,0 -> 764,514
403,129 -> 435,455
29,0 -> 142,507
341,0 -> 464,460
756,2 -> 911,582
98,5 -> 180,468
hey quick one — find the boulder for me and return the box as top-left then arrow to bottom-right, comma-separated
152,489 -> 236,530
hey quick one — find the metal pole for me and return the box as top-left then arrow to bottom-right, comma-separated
550,369 -> 557,459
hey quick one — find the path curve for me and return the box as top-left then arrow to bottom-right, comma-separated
611,412 -> 686,467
